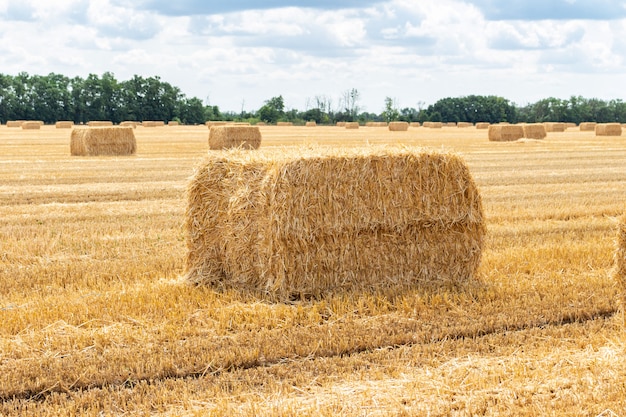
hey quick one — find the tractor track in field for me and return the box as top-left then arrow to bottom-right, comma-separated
1,306 -> 617,404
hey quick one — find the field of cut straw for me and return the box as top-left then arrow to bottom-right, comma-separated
1,124 -> 625,416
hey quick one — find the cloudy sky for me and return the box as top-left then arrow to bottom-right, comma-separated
1,0 -> 625,113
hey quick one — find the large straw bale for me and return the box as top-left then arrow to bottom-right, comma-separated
168,121 -> 180,126
428,122 -> 443,129
476,122 -> 490,129
523,123 -> 547,139
457,122 -> 473,128
305,121 -> 317,127
55,121 -> 74,129
6,120 -> 22,127
208,126 -> 262,150
579,122 -> 597,131
345,122 -> 359,129
21,121 -> 41,130
87,121 -> 113,127
70,127 -> 136,156
410,122 -> 421,127
184,146 -> 485,299
596,123 -> 622,137
388,121 -> 409,131
544,122 -> 565,132
615,213 -> 626,324
488,124 -> 524,141
445,122 -> 457,127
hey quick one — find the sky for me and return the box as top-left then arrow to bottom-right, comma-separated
1,0 -> 626,113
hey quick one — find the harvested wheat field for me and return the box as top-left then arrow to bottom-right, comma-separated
1,124 -> 625,416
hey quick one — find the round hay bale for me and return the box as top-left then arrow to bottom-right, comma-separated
55,121 -> 74,129
596,123 -> 622,137
208,126 -> 262,150
345,122 -> 360,129
87,121 -> 113,127
579,122 -> 597,131
523,123 -> 547,139
475,122 -> 490,129
184,146 -> 486,299
70,127 -> 137,156
388,121 -> 409,131
488,124 -> 524,141
543,122 -> 565,132
21,121 -> 41,130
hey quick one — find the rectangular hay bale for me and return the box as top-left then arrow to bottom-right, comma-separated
488,124 -> 524,141
184,146 -> 486,299
208,126 -> 262,150
523,123 -> 547,139
70,127 -> 137,156
388,121 -> 409,131
596,123 -> 622,137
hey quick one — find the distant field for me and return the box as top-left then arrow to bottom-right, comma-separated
1,124 -> 625,416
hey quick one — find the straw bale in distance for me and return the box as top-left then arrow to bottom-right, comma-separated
345,122 -> 359,129
168,121 -> 179,126
579,122 -> 597,131
544,122 -> 565,132
70,127 -> 137,156
595,123 -> 622,137
143,121 -> 165,127
55,121 -> 74,129
457,122 -> 473,128
388,121 -> 409,131
21,121 -> 41,130
523,123 -> 547,139
305,121 -> 317,127
206,121 -> 228,128
87,121 -> 113,127
488,124 -> 524,141
256,122 -> 266,126
184,146 -> 486,299
208,126 -> 262,150
429,122 -> 443,129
614,213 -> 626,323
476,122 -> 490,129
120,121 -> 138,128
336,122 -> 346,127
6,120 -> 22,127
410,122 -> 421,127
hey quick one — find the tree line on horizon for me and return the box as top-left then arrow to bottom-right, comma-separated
1,72 -> 626,126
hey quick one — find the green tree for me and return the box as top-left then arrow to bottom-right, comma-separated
257,95 -> 285,123
381,97 -> 400,122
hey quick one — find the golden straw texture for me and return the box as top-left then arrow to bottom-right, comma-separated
305,121 -> 317,127
544,122 -> 565,132
21,121 -> 41,130
457,122 -> 473,128
6,120 -> 22,127
615,214 -> 626,325
345,122 -> 359,129
70,127 -> 137,156
208,126 -> 262,150
184,146 -> 486,300
475,122 -> 490,129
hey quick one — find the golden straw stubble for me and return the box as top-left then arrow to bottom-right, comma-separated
185,146 -> 485,300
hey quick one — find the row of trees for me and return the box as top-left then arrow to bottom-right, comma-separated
2,72 -> 626,125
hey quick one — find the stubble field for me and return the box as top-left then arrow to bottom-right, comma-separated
0,124 -> 625,416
